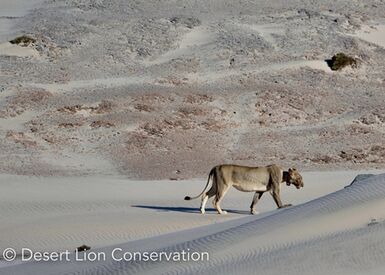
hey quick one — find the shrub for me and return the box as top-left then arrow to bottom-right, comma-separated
327,53 -> 357,71
9,35 -> 36,46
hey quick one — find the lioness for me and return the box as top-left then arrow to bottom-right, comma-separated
184,164 -> 304,214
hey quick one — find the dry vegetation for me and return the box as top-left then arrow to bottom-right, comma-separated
0,89 -> 52,118
9,35 -> 36,46
327,53 -> 357,71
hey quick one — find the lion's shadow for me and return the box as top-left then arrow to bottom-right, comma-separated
131,205 -> 249,215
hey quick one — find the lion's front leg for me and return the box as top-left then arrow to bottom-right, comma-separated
272,191 -> 292,209
271,190 -> 283,209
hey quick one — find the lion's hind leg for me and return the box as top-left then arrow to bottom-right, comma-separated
213,184 -> 230,215
200,186 -> 216,214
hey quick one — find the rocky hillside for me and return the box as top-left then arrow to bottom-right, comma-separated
1,0 -> 385,179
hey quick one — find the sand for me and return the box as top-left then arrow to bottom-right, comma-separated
0,42 -> 39,57
2,0 -> 385,178
1,171 -> 385,274
354,24 -> 385,48
0,0 -> 44,42
1,0 -> 385,274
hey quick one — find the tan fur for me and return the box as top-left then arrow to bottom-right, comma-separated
184,164 -> 304,215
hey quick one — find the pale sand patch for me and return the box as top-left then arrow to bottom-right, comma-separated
266,59 -> 331,72
0,110 -> 40,131
0,0 -> 44,17
145,26 -> 215,65
0,42 -> 39,57
238,23 -> 285,45
0,18 -> 15,42
354,24 -> 385,48
179,26 -> 214,49
0,0 -> 45,42
30,76 -> 147,93
301,59 -> 331,71
187,59 -> 331,83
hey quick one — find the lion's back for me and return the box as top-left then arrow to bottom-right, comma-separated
217,164 -> 278,186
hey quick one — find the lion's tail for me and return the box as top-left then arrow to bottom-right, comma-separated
184,168 -> 215,200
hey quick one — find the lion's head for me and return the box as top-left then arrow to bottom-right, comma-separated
286,168 -> 304,189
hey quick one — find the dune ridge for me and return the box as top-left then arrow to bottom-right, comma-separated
2,173 -> 385,274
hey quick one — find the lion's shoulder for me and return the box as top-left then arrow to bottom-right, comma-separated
266,164 -> 283,183
266,164 -> 283,171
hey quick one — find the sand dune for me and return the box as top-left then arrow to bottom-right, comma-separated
1,0 -> 385,274
1,171 -> 385,274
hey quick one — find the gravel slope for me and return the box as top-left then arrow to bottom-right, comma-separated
1,0 -> 385,179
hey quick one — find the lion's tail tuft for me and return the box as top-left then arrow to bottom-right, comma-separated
183,168 -> 215,201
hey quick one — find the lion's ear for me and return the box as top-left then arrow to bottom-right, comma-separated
292,168 -> 297,171
288,168 -> 293,173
